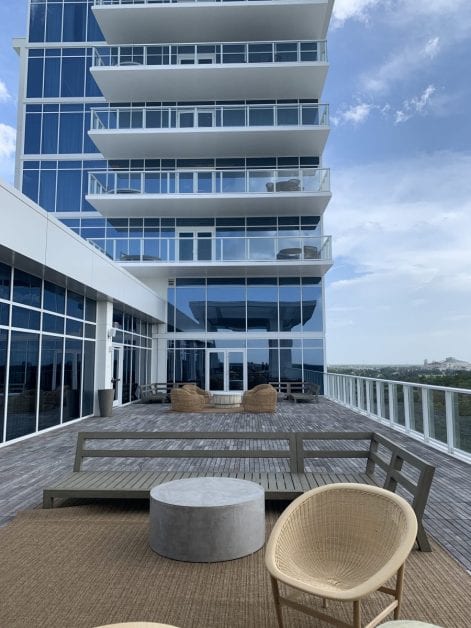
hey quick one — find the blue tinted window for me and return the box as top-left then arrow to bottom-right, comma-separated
66,318 -> 83,337
27,58 -> 44,98
85,298 -> 96,322
0,303 -> 9,326
0,263 -> 11,298
44,281 -> 65,314
301,285 -> 323,331
63,3 -> 87,42
57,170 -> 82,211
39,170 -> 57,212
59,113 -> 83,153
42,113 -> 59,153
13,270 -> 42,308
24,114 -> 41,154
43,313 -> 65,334
29,4 -> 46,42
63,338 -> 82,422
67,291 -> 84,319
61,57 -> 85,96
87,8 -> 104,42
44,58 -> 61,97
38,336 -> 63,430
46,4 -> 63,42
6,332 -> 39,441
22,171 -> 39,204
12,306 -> 41,330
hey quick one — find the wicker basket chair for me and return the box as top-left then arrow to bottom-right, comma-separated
242,384 -> 277,413
170,387 -> 207,412
265,483 -> 418,628
181,383 -> 212,404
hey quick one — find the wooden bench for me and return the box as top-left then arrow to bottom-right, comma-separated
42,430 -> 435,551
269,381 -> 321,402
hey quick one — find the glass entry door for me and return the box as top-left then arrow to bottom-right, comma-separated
177,229 -> 213,261
112,345 -> 123,406
207,349 -> 246,392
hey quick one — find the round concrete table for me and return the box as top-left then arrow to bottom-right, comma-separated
211,392 -> 243,408
149,477 -> 265,562
379,622 -> 443,627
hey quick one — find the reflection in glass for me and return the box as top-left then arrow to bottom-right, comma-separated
206,282 -> 245,332
13,270 -> 41,308
63,339 -> 82,422
209,351 -> 224,391
247,347 -> 270,388
82,341 -> 95,416
247,286 -> 278,332
0,262 -> 11,300
174,349 -> 205,388
38,335 -> 63,430
6,332 -> 39,440
175,285 -> 206,332
0,330 -> 7,442
44,281 -> 65,313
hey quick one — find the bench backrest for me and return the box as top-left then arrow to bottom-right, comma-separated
295,431 -> 435,519
73,431 -> 298,473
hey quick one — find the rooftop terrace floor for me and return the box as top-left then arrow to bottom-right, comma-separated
1,398 -> 470,573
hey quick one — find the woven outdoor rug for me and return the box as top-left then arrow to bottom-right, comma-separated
0,501 -> 469,628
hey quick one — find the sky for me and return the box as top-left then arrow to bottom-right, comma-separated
0,0 -> 470,365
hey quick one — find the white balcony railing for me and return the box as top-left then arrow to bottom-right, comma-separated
88,168 -> 330,196
90,235 -> 332,264
92,40 -> 326,67
95,0 -> 325,6
324,372 -> 471,463
90,103 -> 329,131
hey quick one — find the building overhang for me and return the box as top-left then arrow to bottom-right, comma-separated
91,63 -> 328,102
85,191 -> 332,217
92,0 -> 334,44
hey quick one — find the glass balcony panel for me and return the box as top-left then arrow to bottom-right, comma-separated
146,109 -> 163,128
178,172 -> 195,194
221,171 -> 245,193
116,239 -> 129,260
178,111 -> 194,128
248,43 -> 273,63
248,106 -> 274,126
275,170 -> 301,192
429,389 -> 447,444
178,235 -> 193,261
197,172 -> 213,193
218,238 -> 245,261
277,106 -> 299,126
197,111 -> 214,128
147,46 -> 166,65
300,41 -> 318,61
222,107 -> 245,127
222,44 -> 245,64
118,110 -> 131,129
395,384 -> 406,426
248,170 -> 273,193
301,106 -> 319,125
455,392 -> 471,454
143,239 -> 159,262
275,43 -> 298,62
380,383 -> 389,419
197,234 -> 213,261
143,173 -> 161,193
302,169 -> 321,192
410,386 -> 424,433
248,237 -> 275,261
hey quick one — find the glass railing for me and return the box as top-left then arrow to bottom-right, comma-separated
324,372 -> 471,463
88,168 -> 330,196
92,40 -> 327,67
90,235 -> 332,264
91,103 -> 329,131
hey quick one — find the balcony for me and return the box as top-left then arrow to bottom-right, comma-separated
91,41 -> 328,101
92,0 -> 334,45
90,234 -> 332,278
86,167 -> 331,217
89,103 -> 330,159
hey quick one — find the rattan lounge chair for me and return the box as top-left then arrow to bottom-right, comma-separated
265,483 -> 418,628
242,384 -> 277,413
170,387 -> 207,412
181,383 -> 212,404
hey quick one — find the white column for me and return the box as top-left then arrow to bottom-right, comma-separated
94,300 -> 114,414
153,323 -> 168,383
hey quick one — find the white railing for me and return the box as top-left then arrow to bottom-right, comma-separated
95,0 -> 308,4
88,168 -> 330,196
92,40 -> 327,67
90,103 -> 329,131
324,372 -> 471,463
88,235 -> 332,263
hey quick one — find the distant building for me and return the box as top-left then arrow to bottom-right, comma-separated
423,357 -> 471,371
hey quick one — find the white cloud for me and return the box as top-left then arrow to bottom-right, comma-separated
394,84 -> 436,124
332,0 -> 382,27
324,151 -> 471,363
333,103 -> 373,126
0,123 -> 16,159
0,79 -> 11,103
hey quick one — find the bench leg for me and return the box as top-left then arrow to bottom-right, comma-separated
416,521 -> 432,552
43,494 -> 54,509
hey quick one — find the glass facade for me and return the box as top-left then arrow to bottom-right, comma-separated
0,261 -> 96,443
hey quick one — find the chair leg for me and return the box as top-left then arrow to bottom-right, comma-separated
394,564 -> 405,619
353,600 -> 361,628
270,576 -> 285,628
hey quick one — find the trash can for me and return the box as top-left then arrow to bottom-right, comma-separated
98,388 -> 114,417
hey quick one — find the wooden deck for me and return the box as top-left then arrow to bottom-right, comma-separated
1,398 -> 470,572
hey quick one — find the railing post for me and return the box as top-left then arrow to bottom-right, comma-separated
445,390 -> 456,455
422,387 -> 431,443
376,381 -> 383,418
389,382 -> 397,425
403,385 -> 412,433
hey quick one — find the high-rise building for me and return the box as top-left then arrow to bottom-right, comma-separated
15,0 -> 333,401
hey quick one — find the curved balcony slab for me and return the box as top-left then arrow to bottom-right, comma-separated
91,63 -> 328,102
92,0 -> 334,45
88,126 -> 329,159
